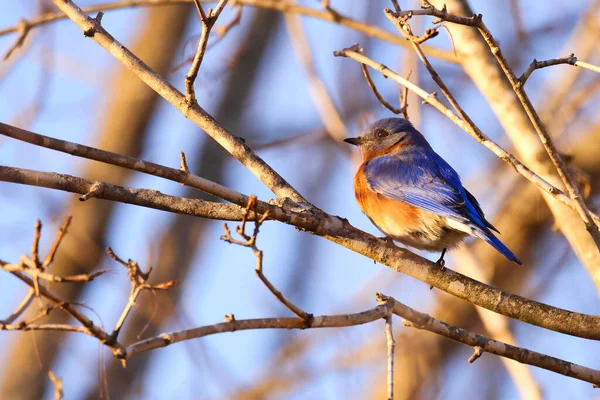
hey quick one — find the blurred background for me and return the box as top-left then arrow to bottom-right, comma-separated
1,0 -> 600,399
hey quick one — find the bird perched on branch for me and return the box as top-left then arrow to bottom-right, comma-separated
344,118 -> 522,265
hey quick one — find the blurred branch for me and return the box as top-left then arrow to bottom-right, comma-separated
284,14 -> 347,143
455,247 -> 542,400
47,371 -> 63,400
3,18 -> 32,60
333,46 -> 600,226
540,0 -> 600,121
0,0 -> 458,63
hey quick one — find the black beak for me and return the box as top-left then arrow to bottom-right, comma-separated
343,137 -> 361,146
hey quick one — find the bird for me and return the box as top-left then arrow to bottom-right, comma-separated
344,118 -> 522,266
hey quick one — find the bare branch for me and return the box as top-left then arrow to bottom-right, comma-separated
106,248 -> 177,342
49,0 -> 307,204
519,54 -> 578,85
284,14 -> 347,143
0,165 -> 251,221
9,270 -> 126,358
6,1 -> 600,343
3,132 -> 600,339
127,299 -> 395,357
3,18 -> 31,60
221,196 -> 313,323
389,295 -> 600,386
185,0 -> 229,105
48,371 -> 64,400
360,59 -> 407,115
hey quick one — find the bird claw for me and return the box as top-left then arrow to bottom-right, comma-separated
379,236 -> 396,246
430,249 -> 447,290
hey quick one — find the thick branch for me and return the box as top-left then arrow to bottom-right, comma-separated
0,165 -> 249,221
390,296 -> 600,386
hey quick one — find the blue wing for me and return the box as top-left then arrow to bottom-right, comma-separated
364,150 -> 522,264
364,150 -> 477,228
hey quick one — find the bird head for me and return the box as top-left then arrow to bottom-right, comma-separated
343,118 -> 430,159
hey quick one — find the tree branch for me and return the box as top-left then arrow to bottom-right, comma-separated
0,165 -> 251,221
185,0 -> 229,105
388,295 -> 600,387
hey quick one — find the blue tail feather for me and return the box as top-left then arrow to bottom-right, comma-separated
479,230 -> 523,265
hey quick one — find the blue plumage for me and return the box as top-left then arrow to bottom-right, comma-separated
344,117 -> 522,265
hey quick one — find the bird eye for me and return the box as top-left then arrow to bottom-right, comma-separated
375,129 -> 390,138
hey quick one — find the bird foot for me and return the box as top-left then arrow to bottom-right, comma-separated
430,249 -> 447,290
379,236 -> 396,247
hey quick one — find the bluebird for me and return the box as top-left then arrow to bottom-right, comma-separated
344,118 -> 522,265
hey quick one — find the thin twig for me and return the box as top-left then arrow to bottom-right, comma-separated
43,215 -> 72,269
360,62 -> 406,115
384,315 -> 395,400
48,371 -> 64,400
185,0 -> 229,105
221,196 -> 313,324
31,220 -> 42,268
518,54 -> 578,86
106,247 -> 177,341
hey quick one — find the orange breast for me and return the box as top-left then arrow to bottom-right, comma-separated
354,164 -> 422,237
